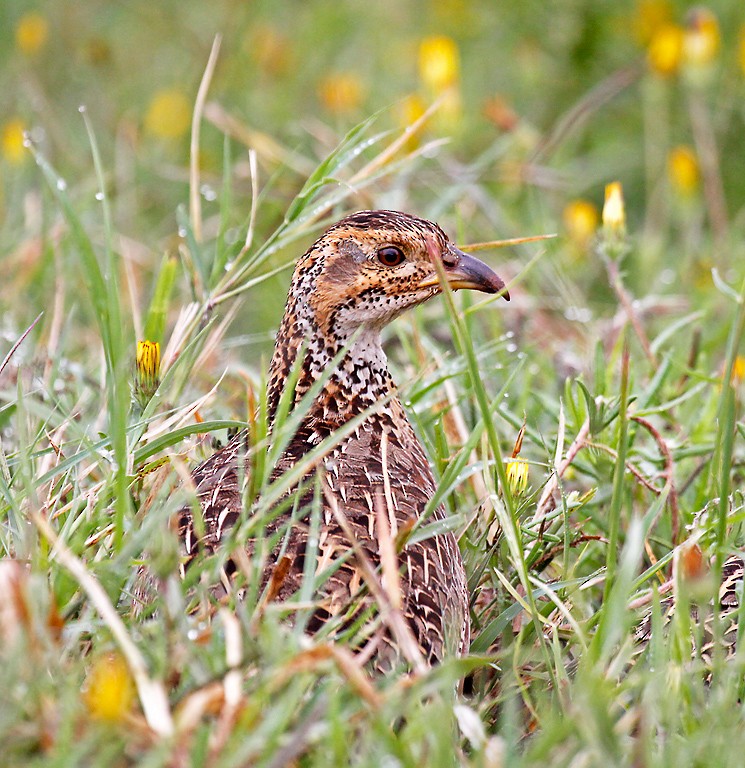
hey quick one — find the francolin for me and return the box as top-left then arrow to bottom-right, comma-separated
179,210 -> 509,669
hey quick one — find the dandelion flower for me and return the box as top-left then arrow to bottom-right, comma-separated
667,146 -> 699,195
83,653 -> 135,723
16,12 -> 48,56
145,90 -> 191,140
2,119 -> 28,165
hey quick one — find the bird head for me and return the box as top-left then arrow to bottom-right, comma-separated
293,210 -> 509,337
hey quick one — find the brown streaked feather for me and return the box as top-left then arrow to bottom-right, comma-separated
635,553 -> 745,666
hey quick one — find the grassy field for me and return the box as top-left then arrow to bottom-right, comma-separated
2,1 -> 745,765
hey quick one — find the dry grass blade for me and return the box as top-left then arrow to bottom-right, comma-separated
532,417 -> 590,524
459,233 -> 557,252
0,312 -> 43,379
277,644 -> 382,709
31,511 -> 174,736
190,34 -> 222,244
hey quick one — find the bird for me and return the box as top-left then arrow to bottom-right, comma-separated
635,551 -> 745,668
177,209 -> 509,670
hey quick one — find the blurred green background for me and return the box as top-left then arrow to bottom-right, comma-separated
2,0 -> 745,367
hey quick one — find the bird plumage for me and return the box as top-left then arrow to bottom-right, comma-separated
179,210 -> 508,669
635,553 -> 745,666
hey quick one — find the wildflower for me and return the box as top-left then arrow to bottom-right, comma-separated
144,89 -> 191,140
15,12 -> 48,56
504,425 -> 529,496
731,356 -> 745,385
505,459 -> 529,496
418,36 -> 459,92
634,0 -> 674,45
397,93 -> 427,151
683,7 -> 720,69
1,119 -> 28,165
134,340 -> 160,408
251,24 -> 291,77
483,95 -> 519,133
318,72 -> 365,116
647,23 -> 684,76
418,35 -> 462,130
602,182 -> 626,235
83,652 -> 135,723
667,145 -> 699,195
562,199 -> 599,250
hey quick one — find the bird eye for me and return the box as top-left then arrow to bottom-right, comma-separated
376,246 -> 406,267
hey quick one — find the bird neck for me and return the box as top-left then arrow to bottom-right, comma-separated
266,299 -> 397,428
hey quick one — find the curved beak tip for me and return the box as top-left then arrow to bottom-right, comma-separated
446,250 -> 510,301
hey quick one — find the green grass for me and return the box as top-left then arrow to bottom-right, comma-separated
3,2 -> 745,764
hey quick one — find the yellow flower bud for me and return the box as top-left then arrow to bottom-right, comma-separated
15,12 -> 48,56
397,94 -> 427,151
667,145 -> 699,195
602,182 -> 626,234
647,23 -> 684,76
683,7 -> 720,69
1,119 -> 28,165
418,36 -> 460,92
318,72 -> 365,116
563,199 -> 599,250
731,356 -> 745,385
505,459 -> 529,496
634,0 -> 674,45
134,340 -> 161,407
83,652 -> 135,723
144,89 -> 191,140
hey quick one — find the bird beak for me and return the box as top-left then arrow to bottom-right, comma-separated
419,245 -> 510,300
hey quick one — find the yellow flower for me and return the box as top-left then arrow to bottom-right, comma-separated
647,23 -> 684,76
602,182 -> 626,234
563,199 -> 599,249
667,145 -> 699,195
397,94 -> 427,151
1,119 -> 28,165
83,653 -> 135,723
683,7 -> 719,69
505,459 -> 529,496
144,89 -> 191,140
318,72 -> 365,116
16,12 -> 48,56
134,340 -> 161,407
251,24 -> 291,77
732,356 -> 745,385
634,0 -> 674,45
504,425 -> 528,496
418,35 -> 460,92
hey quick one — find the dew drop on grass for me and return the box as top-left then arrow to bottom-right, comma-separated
564,306 -> 592,323
56,178 -> 67,191
506,343 -> 517,353
95,192 -> 104,201
178,227 -> 187,238
78,105 -> 87,113
199,184 -> 217,201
